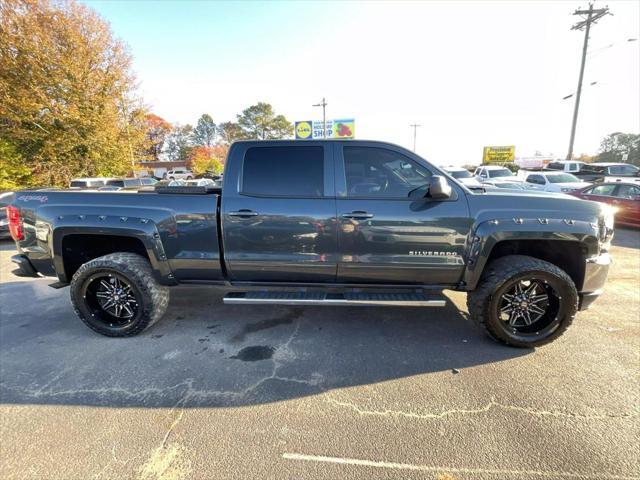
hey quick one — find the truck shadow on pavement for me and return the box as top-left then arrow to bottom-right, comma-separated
0,280 -> 529,409
612,227 -> 640,249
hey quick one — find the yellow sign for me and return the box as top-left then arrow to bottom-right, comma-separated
295,121 -> 312,139
483,145 -> 515,164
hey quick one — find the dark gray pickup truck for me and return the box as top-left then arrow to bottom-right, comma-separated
9,140 -> 614,347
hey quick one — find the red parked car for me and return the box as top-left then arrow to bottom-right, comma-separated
571,182 -> 640,228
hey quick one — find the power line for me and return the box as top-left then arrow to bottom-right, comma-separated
313,97 -> 328,138
566,2 -> 611,160
409,123 -> 421,152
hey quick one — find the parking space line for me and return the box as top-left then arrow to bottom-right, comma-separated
282,453 -> 639,479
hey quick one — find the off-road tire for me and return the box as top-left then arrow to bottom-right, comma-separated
467,255 -> 578,348
70,253 -> 169,337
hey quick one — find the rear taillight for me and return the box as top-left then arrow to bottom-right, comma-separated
7,206 -> 24,241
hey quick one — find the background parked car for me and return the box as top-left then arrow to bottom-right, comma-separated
474,165 -> 525,186
440,166 -> 483,188
571,182 -> 640,228
519,171 -> 591,193
164,168 -> 194,180
544,160 -> 586,174
0,192 -> 16,239
99,178 -> 147,191
185,178 -> 216,187
69,177 -> 113,189
482,181 -> 532,191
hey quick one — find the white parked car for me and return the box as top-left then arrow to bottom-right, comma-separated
164,168 -> 194,180
520,171 -> 591,193
440,166 -> 483,188
69,177 -> 113,189
186,179 -> 216,187
474,166 -> 524,185
544,160 -> 586,174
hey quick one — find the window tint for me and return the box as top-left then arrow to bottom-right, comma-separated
582,165 -> 604,174
489,169 -> 514,178
242,146 -> 324,197
616,185 -> 640,199
70,181 -> 88,188
527,175 -> 545,185
450,170 -> 472,179
589,184 -> 617,196
547,162 -> 562,170
343,147 -> 431,198
107,180 -> 125,187
547,173 -> 579,183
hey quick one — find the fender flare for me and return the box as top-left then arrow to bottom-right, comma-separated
463,217 -> 600,290
50,217 -> 175,285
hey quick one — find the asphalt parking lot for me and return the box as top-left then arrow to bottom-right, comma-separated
0,229 -> 639,480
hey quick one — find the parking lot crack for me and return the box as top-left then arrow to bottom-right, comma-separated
324,396 -> 640,421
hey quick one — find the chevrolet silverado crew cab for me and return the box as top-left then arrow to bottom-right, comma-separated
8,140 -> 614,347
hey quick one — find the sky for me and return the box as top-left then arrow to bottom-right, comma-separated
86,0 -> 640,165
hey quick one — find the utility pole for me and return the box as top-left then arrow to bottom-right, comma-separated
566,3 -> 610,160
410,123 -> 422,151
313,97 -> 328,138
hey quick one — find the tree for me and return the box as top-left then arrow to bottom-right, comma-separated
236,102 -> 293,140
0,0 -> 146,187
188,145 -> 226,176
193,114 -> 217,147
164,124 -> 194,161
217,122 -> 244,144
0,139 -> 32,190
143,113 -> 172,161
597,132 -> 640,165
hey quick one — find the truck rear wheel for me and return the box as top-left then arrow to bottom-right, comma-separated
467,255 -> 578,348
70,253 -> 169,337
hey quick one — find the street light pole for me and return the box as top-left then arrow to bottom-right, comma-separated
313,97 -> 328,138
566,3 -> 610,160
410,123 -> 422,152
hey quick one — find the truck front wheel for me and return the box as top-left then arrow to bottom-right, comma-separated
70,253 -> 169,337
467,255 -> 578,348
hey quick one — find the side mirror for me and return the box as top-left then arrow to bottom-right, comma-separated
428,175 -> 452,200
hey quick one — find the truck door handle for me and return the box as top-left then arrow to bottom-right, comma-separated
228,209 -> 259,217
341,211 -> 374,220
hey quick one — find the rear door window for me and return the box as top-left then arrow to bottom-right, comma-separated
242,146 -> 324,197
526,174 -> 545,185
589,184 -> 617,196
615,185 -> 640,199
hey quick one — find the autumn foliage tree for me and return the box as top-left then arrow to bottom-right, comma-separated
188,145 -> 228,176
0,0 -> 146,187
143,113 -> 172,161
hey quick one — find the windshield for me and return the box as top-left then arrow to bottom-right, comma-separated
547,173 -> 579,183
494,182 -> 524,189
489,169 -> 514,178
449,170 -> 472,179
